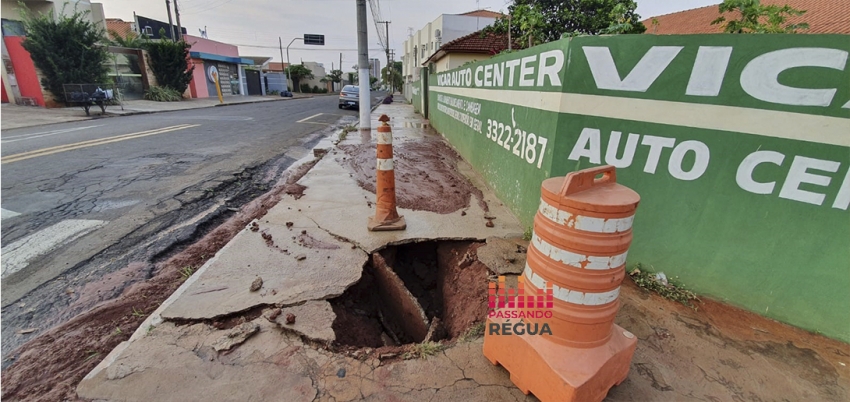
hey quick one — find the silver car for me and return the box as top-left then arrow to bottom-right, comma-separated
338,85 -> 359,109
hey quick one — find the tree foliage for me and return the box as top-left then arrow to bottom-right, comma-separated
144,34 -> 193,94
108,30 -> 146,49
711,0 -> 808,33
288,64 -> 314,92
20,7 -> 111,102
380,61 -> 403,91
326,69 -> 343,83
487,0 -> 646,44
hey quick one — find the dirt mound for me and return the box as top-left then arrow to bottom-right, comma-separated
338,139 -> 487,214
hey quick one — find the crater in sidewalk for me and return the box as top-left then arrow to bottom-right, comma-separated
329,240 -> 489,352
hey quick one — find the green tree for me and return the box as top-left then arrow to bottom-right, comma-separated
108,30 -> 146,48
711,0 -> 808,33
488,0 -> 646,44
20,7 -> 110,102
144,34 -> 194,94
380,61 -> 403,92
326,69 -> 343,84
288,64 -> 314,92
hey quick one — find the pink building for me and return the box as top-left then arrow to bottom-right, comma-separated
184,34 -> 260,98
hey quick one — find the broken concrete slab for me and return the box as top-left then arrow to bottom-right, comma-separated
371,252 -> 430,343
269,154 -> 523,254
160,214 -> 367,320
211,322 -> 259,352
477,237 -> 528,275
273,300 -> 336,344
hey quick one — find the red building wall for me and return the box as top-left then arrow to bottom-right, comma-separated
3,36 -> 46,106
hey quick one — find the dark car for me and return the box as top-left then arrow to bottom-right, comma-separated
339,85 -> 359,109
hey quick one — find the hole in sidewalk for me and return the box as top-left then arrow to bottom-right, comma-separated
329,240 -> 488,349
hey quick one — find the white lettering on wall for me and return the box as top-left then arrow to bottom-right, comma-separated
505,59 -> 521,87
778,156 -> 841,205
474,66 -> 484,87
833,168 -> 850,210
568,128 -> 602,164
668,140 -> 711,180
740,48 -> 848,107
605,131 -> 640,168
583,46 -> 683,92
519,56 -> 536,87
736,151 -> 785,194
640,135 -> 677,174
537,50 -> 564,87
686,46 -> 733,97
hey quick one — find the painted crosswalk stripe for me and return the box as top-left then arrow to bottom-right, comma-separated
1,208 -> 21,221
1,219 -> 106,279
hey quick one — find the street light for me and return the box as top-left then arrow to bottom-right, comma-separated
283,34 -> 325,92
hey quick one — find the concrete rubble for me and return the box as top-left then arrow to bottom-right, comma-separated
75,102 -> 850,402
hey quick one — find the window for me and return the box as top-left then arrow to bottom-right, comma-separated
144,26 -> 153,36
1,19 -> 26,36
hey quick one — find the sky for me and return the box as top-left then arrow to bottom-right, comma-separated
101,0 -> 721,73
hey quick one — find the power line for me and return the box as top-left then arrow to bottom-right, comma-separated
232,43 -> 384,51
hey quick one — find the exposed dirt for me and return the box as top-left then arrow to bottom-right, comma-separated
436,241 -> 489,338
0,158 -> 322,402
337,138 -> 488,214
606,277 -> 850,401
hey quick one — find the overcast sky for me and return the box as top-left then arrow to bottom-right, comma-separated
102,0 -> 720,72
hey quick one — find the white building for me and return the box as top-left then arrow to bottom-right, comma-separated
369,58 -> 381,80
401,9 -> 501,90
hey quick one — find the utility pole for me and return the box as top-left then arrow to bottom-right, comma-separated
173,0 -> 183,41
285,37 -> 303,92
165,0 -> 176,41
278,37 -> 285,89
377,21 -> 391,92
356,0 -> 370,134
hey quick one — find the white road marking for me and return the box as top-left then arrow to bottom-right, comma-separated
1,219 -> 107,279
1,125 -> 104,143
1,208 -> 21,220
296,113 -> 325,123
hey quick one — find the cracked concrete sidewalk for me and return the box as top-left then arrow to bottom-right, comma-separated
75,104 -> 850,402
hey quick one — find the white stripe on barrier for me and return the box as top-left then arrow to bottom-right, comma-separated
531,232 -> 627,270
376,158 -> 394,171
524,264 -> 620,306
377,132 -> 393,144
538,198 -> 634,233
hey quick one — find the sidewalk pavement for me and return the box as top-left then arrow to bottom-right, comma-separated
0,94 -> 319,131
74,104 -> 850,401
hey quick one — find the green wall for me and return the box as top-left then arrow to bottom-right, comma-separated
411,81 -> 421,113
424,34 -> 850,342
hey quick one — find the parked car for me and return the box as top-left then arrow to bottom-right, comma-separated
339,85 -> 359,109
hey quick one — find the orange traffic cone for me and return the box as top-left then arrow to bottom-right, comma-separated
367,114 -> 406,231
484,165 -> 639,402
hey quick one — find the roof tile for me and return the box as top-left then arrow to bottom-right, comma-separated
643,0 -> 850,34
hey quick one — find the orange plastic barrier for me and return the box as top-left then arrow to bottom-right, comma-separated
367,114 -> 406,231
484,165 -> 639,402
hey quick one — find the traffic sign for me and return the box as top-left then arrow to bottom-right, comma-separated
304,34 -> 325,46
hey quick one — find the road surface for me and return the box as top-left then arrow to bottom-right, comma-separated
0,93 -> 385,358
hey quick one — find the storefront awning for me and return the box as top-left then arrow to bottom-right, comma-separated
189,52 -> 254,65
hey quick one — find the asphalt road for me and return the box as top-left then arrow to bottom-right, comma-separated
0,93 -> 385,357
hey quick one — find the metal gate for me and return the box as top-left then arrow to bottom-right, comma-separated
245,69 -> 262,95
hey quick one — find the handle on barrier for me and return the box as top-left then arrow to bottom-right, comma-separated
559,165 -> 617,197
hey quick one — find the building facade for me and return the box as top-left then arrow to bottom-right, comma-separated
401,9 -> 501,93
1,0 -> 107,105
